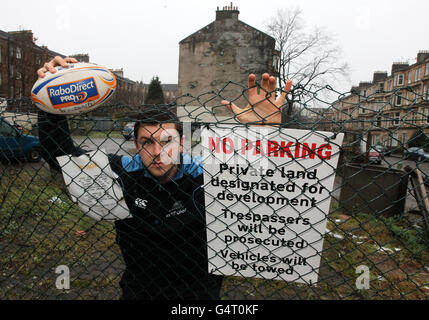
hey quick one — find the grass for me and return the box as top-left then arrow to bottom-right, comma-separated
1,164 -> 429,300
220,201 -> 429,300
0,162 -> 122,299
71,131 -> 123,139
320,205 -> 429,299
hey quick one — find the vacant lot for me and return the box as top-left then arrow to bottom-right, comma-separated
1,156 -> 429,299
0,161 -> 123,299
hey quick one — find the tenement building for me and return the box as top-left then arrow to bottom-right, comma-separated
331,51 -> 429,148
0,30 -> 144,112
0,29 -> 63,104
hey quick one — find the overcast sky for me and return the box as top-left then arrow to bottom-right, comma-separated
2,0 -> 429,94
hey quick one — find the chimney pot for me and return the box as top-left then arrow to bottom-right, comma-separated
216,3 -> 239,20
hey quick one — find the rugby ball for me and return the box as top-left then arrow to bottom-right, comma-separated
31,62 -> 117,115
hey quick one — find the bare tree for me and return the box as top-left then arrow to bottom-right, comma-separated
266,8 -> 349,120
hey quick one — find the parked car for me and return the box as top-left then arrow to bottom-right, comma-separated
13,122 -> 23,132
403,147 -> 429,162
0,116 -> 41,162
122,122 -> 135,140
368,148 -> 383,164
374,145 -> 391,157
352,148 -> 383,164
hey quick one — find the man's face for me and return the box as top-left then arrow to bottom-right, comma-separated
134,123 -> 182,182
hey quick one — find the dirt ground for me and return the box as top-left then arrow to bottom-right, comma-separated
1,159 -> 429,300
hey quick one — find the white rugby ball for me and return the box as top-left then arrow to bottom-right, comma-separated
31,62 -> 117,115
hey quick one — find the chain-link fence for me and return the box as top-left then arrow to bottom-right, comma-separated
1,82 -> 429,300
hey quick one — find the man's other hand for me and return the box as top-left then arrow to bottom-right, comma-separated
221,73 -> 293,124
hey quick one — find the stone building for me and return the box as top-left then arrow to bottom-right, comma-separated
330,51 -> 429,149
64,60 -> 145,108
69,53 -> 90,63
178,3 -> 278,116
160,84 -> 178,104
0,29 -> 64,105
110,68 -> 144,107
143,83 -> 178,104
0,31 -> 144,114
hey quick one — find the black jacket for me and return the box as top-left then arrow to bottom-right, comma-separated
38,111 -> 223,299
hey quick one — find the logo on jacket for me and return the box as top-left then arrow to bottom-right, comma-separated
166,201 -> 187,218
134,198 -> 148,209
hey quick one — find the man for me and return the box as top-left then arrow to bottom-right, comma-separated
37,56 -> 292,300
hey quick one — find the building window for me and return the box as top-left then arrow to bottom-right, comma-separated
395,92 -> 402,106
390,133 -> 398,147
16,47 -> 22,59
10,65 -> 14,78
425,108 -> 429,123
16,71 -> 22,80
408,71 -> 412,84
423,85 -> 429,100
377,117 -> 382,127
396,74 -> 404,86
394,112 -> 400,126
0,43 -> 2,64
9,46 -> 13,57
35,54 -> 41,66
415,68 -> 421,82
401,133 -> 407,144
412,91 -> 417,104
379,82 -> 384,92
10,86 -> 14,98
426,63 -> 429,76
408,90 -> 417,105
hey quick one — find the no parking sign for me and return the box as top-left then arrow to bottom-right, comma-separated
202,125 -> 344,284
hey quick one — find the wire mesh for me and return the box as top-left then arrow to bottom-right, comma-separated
0,81 -> 429,300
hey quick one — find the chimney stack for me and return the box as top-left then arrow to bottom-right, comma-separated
391,62 -> 409,74
216,2 -> 239,21
8,30 -> 34,44
417,50 -> 429,63
373,71 -> 388,83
